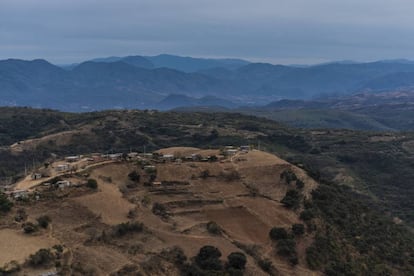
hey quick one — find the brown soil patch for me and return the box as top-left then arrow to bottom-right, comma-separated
0,229 -> 58,265
74,182 -> 134,225
205,207 -> 270,244
74,164 -> 134,225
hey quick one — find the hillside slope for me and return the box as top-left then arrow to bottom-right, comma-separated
0,108 -> 413,275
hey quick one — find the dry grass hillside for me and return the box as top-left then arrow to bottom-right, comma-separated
0,147 -> 319,275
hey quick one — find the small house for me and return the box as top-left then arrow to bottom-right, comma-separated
65,155 -> 81,162
31,173 -> 42,180
56,163 -> 70,172
162,154 -> 175,161
240,145 -> 250,152
12,189 -> 28,199
226,149 -> 238,156
56,180 -> 71,189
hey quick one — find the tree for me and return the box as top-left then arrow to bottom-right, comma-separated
28,248 -> 55,267
206,221 -> 221,235
292,224 -> 305,236
128,171 -> 140,182
87,179 -> 98,189
36,215 -> 51,228
300,210 -> 315,221
195,246 -> 223,271
281,190 -> 301,209
227,252 -> 247,270
269,227 -> 288,240
296,179 -> 305,189
0,192 -> 13,212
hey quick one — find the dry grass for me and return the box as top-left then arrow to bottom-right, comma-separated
0,229 -> 57,265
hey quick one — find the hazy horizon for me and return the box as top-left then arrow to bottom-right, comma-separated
2,0 -> 414,64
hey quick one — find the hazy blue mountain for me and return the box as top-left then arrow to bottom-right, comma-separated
145,54 -> 250,72
156,94 -> 236,110
4,57 -> 414,111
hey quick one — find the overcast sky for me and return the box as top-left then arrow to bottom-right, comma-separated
1,0 -> 414,64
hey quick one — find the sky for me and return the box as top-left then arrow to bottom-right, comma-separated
1,0 -> 414,65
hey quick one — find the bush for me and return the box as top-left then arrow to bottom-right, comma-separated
277,238 -> 297,261
206,221 -> 222,235
160,246 -> 187,266
281,190 -> 301,209
114,221 -> 144,237
87,178 -> 98,189
219,170 -> 240,181
280,170 -> 297,184
195,245 -> 223,271
258,258 -> 273,273
0,192 -> 13,212
0,260 -> 21,273
300,209 -> 315,221
152,202 -> 168,218
292,224 -> 305,236
36,215 -> 51,228
28,248 -> 55,267
14,208 -> 27,222
23,222 -> 38,234
128,171 -> 140,182
269,227 -> 288,240
296,179 -> 305,189
227,252 -> 247,270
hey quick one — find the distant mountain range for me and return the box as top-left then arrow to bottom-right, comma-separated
3,54 -> 414,111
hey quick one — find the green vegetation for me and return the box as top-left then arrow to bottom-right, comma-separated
0,192 -> 13,212
280,170 -> 297,184
23,222 -> 38,234
194,245 -> 223,271
276,238 -> 298,265
291,224 -> 305,236
206,221 -> 222,235
269,227 -> 288,240
113,221 -> 144,237
305,182 -> 414,274
281,189 -> 301,209
36,215 -> 51,228
152,202 -> 169,218
86,178 -> 98,189
28,248 -> 55,267
128,171 -> 140,182
227,252 -> 247,270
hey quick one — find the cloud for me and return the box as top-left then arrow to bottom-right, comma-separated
0,0 -> 413,63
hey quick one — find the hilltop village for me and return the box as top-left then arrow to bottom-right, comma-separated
0,145 -> 319,275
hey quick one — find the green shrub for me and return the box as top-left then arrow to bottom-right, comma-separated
280,170 -> 297,184
300,209 -> 315,221
23,222 -> 38,234
114,221 -> 144,237
28,248 -> 55,267
269,227 -> 288,240
281,190 -> 301,209
36,215 -> 51,228
152,202 -> 168,218
87,178 -> 98,189
277,239 -> 296,256
258,258 -> 273,273
226,252 -> 247,270
0,192 -> 13,212
292,224 -> 305,236
296,179 -> 305,189
206,221 -> 222,235
195,245 -> 223,271
128,171 -> 140,182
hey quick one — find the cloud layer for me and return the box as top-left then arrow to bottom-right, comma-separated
1,0 -> 413,64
